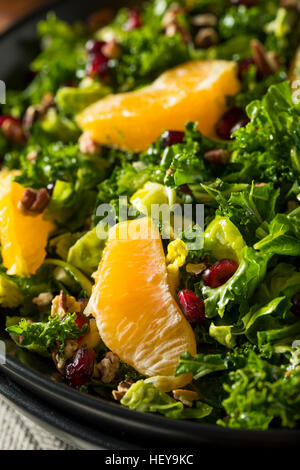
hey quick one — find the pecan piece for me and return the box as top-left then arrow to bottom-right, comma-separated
195,27 -> 218,48
2,118 -> 26,145
23,92 -> 55,131
32,292 -> 54,307
51,291 -> 82,320
112,381 -> 133,401
18,188 -> 50,215
191,13 -> 217,27
172,389 -> 200,407
102,40 -> 122,59
250,40 -> 281,77
79,131 -> 101,155
96,352 -> 120,384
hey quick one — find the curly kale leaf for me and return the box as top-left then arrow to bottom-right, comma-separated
219,351 -> 300,430
230,81 -> 300,184
6,313 -> 88,357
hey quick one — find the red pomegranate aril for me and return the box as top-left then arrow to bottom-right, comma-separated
161,130 -> 185,148
291,294 -> 300,317
125,10 -> 142,31
65,347 -> 95,388
202,259 -> 239,288
87,53 -> 109,78
178,290 -> 205,324
0,115 -> 20,127
216,108 -> 248,140
85,39 -> 106,55
75,312 -> 89,330
238,57 -> 255,80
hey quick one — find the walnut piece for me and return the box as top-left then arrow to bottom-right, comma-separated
172,389 -> 200,407
96,352 -> 120,384
51,290 -> 82,320
79,131 -> 101,155
112,381 -> 133,401
32,292 -> 53,307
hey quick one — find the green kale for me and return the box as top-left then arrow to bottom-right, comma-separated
254,212 -> 300,256
219,351 -> 300,430
6,313 -> 88,357
175,352 -> 227,380
230,81 -> 300,184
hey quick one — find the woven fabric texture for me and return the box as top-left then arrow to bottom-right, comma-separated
0,395 -> 76,450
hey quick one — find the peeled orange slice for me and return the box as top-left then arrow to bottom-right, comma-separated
77,60 -> 240,152
0,171 -> 55,276
86,217 -> 196,390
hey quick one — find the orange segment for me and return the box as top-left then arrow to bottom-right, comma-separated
77,60 -> 240,152
87,217 -> 196,388
0,171 -> 55,276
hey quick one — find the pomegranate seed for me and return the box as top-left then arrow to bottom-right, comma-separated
161,130 -> 185,148
87,53 -> 109,79
0,115 -> 20,127
291,294 -> 300,317
178,290 -> 205,324
238,57 -> 256,80
216,108 -> 249,140
85,39 -> 106,55
65,347 -> 95,388
124,10 -> 142,31
230,117 -> 250,135
202,259 -> 239,288
230,0 -> 258,6
75,312 -> 89,341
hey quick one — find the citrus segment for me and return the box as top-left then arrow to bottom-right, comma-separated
77,60 -> 240,151
87,217 -> 196,387
0,172 -> 55,276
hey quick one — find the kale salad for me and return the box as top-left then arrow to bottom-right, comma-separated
1,0 -> 300,431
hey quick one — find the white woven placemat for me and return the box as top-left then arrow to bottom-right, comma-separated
0,395 -> 76,450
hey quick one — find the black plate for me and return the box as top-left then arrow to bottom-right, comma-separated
1,0 -> 300,449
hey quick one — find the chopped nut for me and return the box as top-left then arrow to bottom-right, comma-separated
26,150 -> 39,162
96,351 -> 120,384
32,292 -> 53,307
186,263 -> 207,275
112,380 -> 133,401
51,291 -> 82,320
172,389 -> 200,407
23,92 -> 55,131
87,8 -> 115,31
2,118 -> 26,145
64,339 -> 79,360
191,13 -> 217,27
18,188 -> 50,215
195,27 -> 218,48
79,131 -> 101,155
52,352 -> 66,375
204,149 -> 230,165
102,40 -> 122,59
251,40 -> 281,77
162,3 -> 185,28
